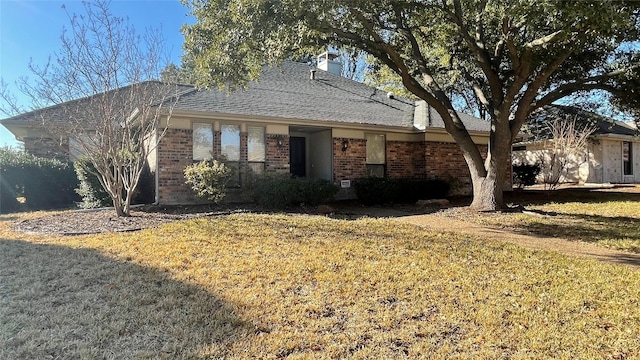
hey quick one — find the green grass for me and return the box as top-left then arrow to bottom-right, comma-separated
1,213 -> 639,359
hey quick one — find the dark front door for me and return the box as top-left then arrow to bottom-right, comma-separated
290,137 -> 306,177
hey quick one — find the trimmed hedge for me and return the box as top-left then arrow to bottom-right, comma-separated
0,147 -> 79,213
353,177 -> 450,205
251,174 -> 339,209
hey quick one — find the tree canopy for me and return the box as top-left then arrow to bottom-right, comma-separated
182,0 -> 640,210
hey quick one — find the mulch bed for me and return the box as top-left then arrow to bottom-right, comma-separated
13,204 -> 253,236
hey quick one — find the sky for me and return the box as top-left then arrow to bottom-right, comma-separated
0,0 -> 194,147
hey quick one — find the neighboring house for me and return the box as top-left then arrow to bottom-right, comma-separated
2,55 -> 504,204
513,105 -> 640,184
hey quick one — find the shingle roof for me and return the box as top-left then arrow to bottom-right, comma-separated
2,61 -> 491,135
1,82 -> 193,126
525,105 -> 638,140
173,61 -> 416,128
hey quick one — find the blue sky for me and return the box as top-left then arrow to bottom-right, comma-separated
0,0 -> 193,147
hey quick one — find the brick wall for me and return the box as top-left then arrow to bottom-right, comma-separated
23,137 -> 69,161
425,142 -> 512,195
266,134 -> 290,173
386,141 -> 427,178
157,128 -> 196,204
333,138 -> 367,182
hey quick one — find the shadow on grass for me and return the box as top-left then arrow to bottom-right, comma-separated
0,239 -> 252,359
505,187 -> 640,206
517,210 -> 640,246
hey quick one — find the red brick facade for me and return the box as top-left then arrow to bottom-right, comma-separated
157,128 -> 197,204
265,134 -> 290,173
155,129 -> 511,204
333,138 -> 367,182
386,141 -> 427,178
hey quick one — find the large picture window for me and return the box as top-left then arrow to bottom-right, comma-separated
623,141 -> 633,175
193,123 -> 213,161
366,133 -> 386,177
221,124 -> 241,185
247,126 -> 265,175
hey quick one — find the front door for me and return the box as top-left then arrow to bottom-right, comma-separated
290,137 -> 306,177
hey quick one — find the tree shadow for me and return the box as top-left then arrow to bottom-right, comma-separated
0,239 -> 253,359
500,210 -> 640,266
505,186 -> 640,206
517,210 -> 640,245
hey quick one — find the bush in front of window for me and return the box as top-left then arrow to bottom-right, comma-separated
250,174 -> 339,209
353,177 -> 450,205
184,159 -> 232,203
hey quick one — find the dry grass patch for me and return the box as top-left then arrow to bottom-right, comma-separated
1,213 -> 639,358
465,194 -> 640,253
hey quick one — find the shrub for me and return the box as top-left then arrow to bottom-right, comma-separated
513,163 -> 541,189
353,177 -> 450,205
74,157 -> 112,209
184,159 -> 232,203
251,174 -> 339,209
133,163 -> 155,205
0,147 -> 79,212
75,157 -> 156,208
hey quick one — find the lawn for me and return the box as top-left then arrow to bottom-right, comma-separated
1,212 -> 639,359
463,187 -> 640,253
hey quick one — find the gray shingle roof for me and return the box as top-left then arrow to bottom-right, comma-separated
174,61 -> 416,128
1,82 -> 193,126
2,61 -> 491,135
525,105 -> 638,140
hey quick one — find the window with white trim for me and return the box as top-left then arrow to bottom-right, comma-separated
247,126 -> 265,175
193,123 -> 213,161
366,133 -> 386,177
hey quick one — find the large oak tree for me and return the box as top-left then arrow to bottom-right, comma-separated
181,0 -> 640,210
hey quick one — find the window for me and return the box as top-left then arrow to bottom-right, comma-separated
247,126 -> 265,175
366,134 -> 386,177
623,141 -> 633,175
221,124 -> 241,185
193,123 -> 213,161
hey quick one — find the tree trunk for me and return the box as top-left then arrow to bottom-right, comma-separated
113,197 -> 126,217
468,132 -> 511,211
469,173 -> 504,211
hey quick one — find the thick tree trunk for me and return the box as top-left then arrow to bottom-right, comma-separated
469,173 -> 504,211
468,134 -> 511,211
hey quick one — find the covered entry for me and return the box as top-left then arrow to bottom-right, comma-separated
289,126 -> 333,181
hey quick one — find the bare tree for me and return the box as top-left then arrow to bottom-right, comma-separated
538,118 -> 594,190
1,0 -> 181,216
